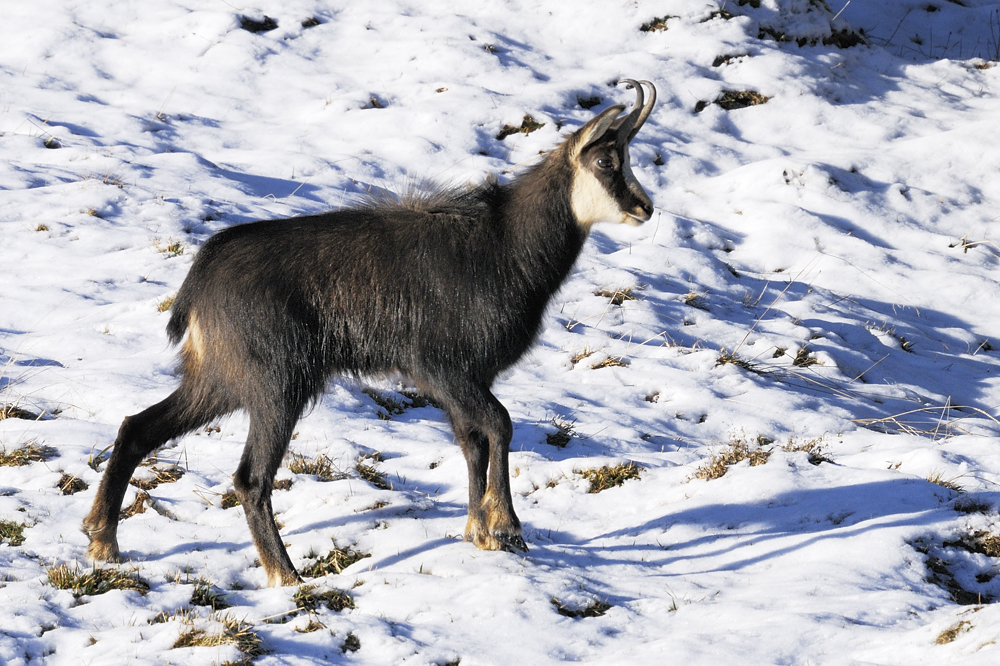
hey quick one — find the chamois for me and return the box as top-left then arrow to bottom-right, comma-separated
84,80 -> 657,586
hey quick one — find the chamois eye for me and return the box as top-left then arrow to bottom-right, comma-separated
596,157 -> 613,169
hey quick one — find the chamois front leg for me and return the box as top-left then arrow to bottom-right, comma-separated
447,384 -> 526,553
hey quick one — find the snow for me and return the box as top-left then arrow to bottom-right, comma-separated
3,0 -> 1000,663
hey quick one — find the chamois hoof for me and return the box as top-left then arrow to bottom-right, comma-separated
468,529 -> 529,553
496,532 -> 529,554
266,568 -> 304,588
86,538 -> 121,563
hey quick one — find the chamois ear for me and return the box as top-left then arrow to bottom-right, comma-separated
570,104 -> 626,157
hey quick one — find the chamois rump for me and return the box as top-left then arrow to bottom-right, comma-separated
84,80 -> 657,586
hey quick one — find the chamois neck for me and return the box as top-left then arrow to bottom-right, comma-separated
500,153 -> 588,293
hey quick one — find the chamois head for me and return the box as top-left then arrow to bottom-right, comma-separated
567,79 -> 656,232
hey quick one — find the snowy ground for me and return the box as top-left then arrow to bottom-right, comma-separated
3,0 -> 1000,664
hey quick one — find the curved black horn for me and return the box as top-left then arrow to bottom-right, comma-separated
614,78 -> 645,146
627,80 -> 656,143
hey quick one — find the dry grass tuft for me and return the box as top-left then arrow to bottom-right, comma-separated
595,286 -> 640,305
792,347 -> 821,367
342,632 -> 361,653
356,457 -> 392,490
362,388 -> 406,419
944,530 -> 1000,558
221,489 -> 241,509
154,238 -> 184,257
496,114 -> 545,140
285,452 -> 347,482
781,436 -> 832,465
695,433 -> 772,480
592,355 -> 628,369
0,404 -> 40,421
936,620 -> 972,644
120,490 -> 150,519
927,472 -> 964,493
639,15 -> 675,32
191,578 -> 233,610
302,542 -> 370,578
0,441 -> 57,466
581,462 -> 642,493
546,418 -> 577,448
131,464 -> 185,490
173,614 -> 266,658
551,597 -> 612,618
570,348 -> 595,366
295,618 -> 326,633
293,584 -> 355,613
47,563 -> 149,597
0,520 -> 26,546
716,350 -> 764,374
714,90 -> 770,110
157,295 -> 175,312
58,473 -> 89,495
684,292 -> 709,311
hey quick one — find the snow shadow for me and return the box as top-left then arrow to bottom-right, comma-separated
533,477 -> 947,573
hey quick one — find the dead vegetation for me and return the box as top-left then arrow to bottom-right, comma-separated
173,614 -> 266,660
285,452 -> 347,482
190,578 -> 233,611
301,542 -> 370,577
943,531 -> 1000,558
120,490 -> 150,519
639,15 -> 675,32
240,15 -> 278,33
496,114 -> 545,140
157,295 -> 175,312
695,435 -> 771,480
716,350 -> 764,374
58,473 -> 88,495
0,441 -> 57,466
546,418 -> 577,447
342,632 -> 361,653
592,355 -> 628,369
221,489 -> 241,509
927,472 -> 965,494
0,404 -> 41,420
355,453 -> 392,490
684,292 -> 709,311
936,620 -> 972,644
914,532 -> 1000,605
130,464 -> 185,490
362,387 -> 436,420
293,584 -> 355,612
595,285 -> 640,305
696,90 -> 770,113
551,597 -> 612,618
47,564 -> 149,597
695,433 -> 830,481
580,462 -> 642,493
0,520 -> 26,546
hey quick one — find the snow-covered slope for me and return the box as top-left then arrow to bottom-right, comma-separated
3,1 -> 1000,663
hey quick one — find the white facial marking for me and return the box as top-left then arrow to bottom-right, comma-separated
570,167 -> 628,233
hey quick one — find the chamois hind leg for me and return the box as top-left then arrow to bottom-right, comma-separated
233,403 -> 304,587
84,383 -> 230,562
445,383 -> 525,553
